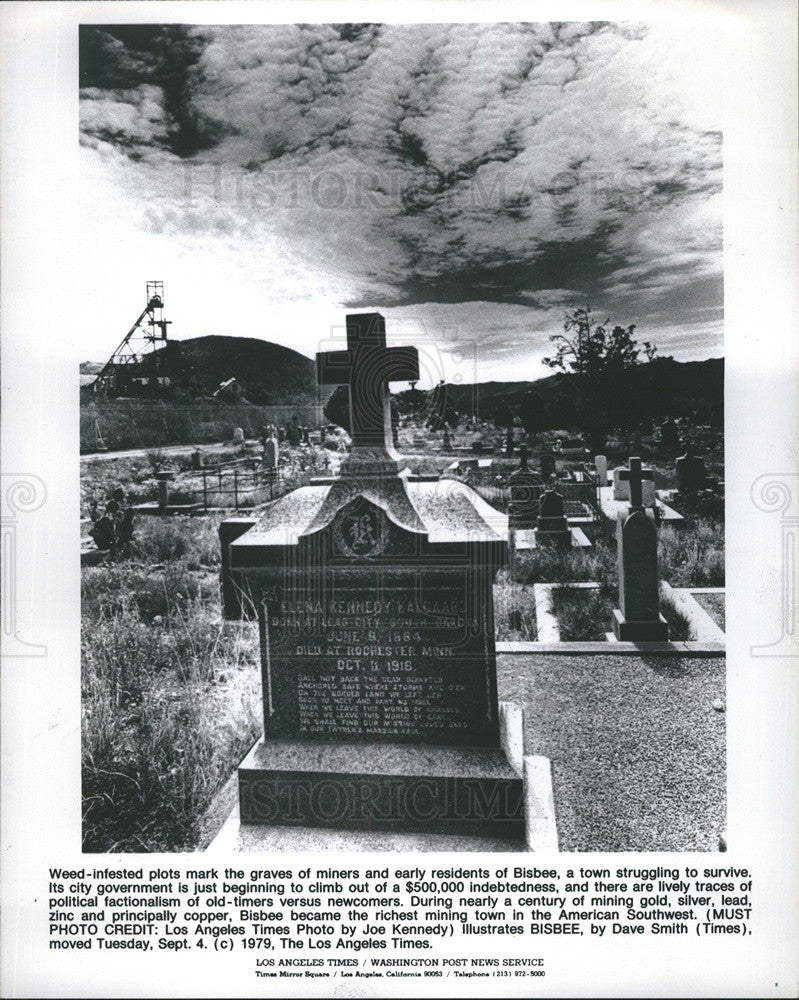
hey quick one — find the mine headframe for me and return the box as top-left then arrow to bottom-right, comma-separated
92,281 -> 172,395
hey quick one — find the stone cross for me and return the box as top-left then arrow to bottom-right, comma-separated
316,313 -> 419,452
618,457 -> 654,508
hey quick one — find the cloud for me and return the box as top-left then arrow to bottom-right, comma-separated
77,22 -> 723,372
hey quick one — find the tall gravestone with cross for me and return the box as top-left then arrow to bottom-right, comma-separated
220,313 -> 540,848
612,457 -> 669,641
509,444 -> 545,530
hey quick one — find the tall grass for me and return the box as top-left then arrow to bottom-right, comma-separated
82,516 -> 260,852
659,518 -> 725,587
493,575 -> 538,640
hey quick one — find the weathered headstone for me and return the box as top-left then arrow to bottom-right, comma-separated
594,454 -> 608,485
155,470 -> 171,510
232,427 -> 245,443
509,445 -> 545,529
505,426 -> 515,455
641,478 -> 657,507
534,488 -> 571,548
442,425 -> 452,450
278,426 -> 286,444
660,418 -> 680,453
225,312 -> 531,843
540,453 -> 556,478
612,457 -> 669,641
676,444 -> 708,495
263,427 -> 279,469
286,424 -> 300,447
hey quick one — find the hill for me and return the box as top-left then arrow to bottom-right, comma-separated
399,357 -> 724,431
152,335 -> 322,404
85,335 -> 325,405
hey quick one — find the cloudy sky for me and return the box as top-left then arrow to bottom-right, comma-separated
79,21 -> 723,384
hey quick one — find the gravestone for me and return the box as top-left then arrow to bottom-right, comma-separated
509,445 -> 545,529
676,444 -> 709,495
442,425 -> 452,450
286,424 -> 300,447
263,430 -> 279,470
641,478 -> 657,507
155,470 -> 171,509
224,312 -> 532,843
540,453 -> 556,478
505,426 -> 515,455
232,427 -> 245,443
594,454 -> 608,485
278,426 -> 286,444
191,449 -> 205,470
553,439 -> 562,454
472,437 -> 484,454
660,418 -> 680,453
612,458 -> 669,641
534,488 -> 571,549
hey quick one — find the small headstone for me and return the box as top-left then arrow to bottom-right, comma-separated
660,418 -> 680,453
612,466 -> 630,500
505,426 -> 515,455
232,427 -> 245,443
263,429 -> 279,469
641,478 -> 657,507
553,439 -> 562,453
472,437 -> 484,454
676,444 -> 708,495
534,488 -> 571,548
191,449 -> 205,470
442,425 -> 452,450
540,453 -> 556,478
278,426 -> 286,443
154,470 -> 171,509
594,454 -> 608,485
286,424 -> 300,447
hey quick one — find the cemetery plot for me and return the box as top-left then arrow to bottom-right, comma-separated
81,325 -> 726,852
498,652 -> 725,851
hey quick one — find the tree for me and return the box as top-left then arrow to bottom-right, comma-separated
323,384 -> 350,433
542,306 -> 658,451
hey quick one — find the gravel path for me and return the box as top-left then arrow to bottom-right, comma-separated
497,653 -> 726,852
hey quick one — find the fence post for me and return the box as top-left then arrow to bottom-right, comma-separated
203,470 -> 208,511
234,469 -> 238,509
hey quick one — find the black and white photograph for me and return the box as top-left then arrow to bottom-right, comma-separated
78,19 -> 726,856
2,2 -> 797,997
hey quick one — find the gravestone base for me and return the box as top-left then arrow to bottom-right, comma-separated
612,609 -> 670,642
534,515 -> 572,549
226,703 -> 556,849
